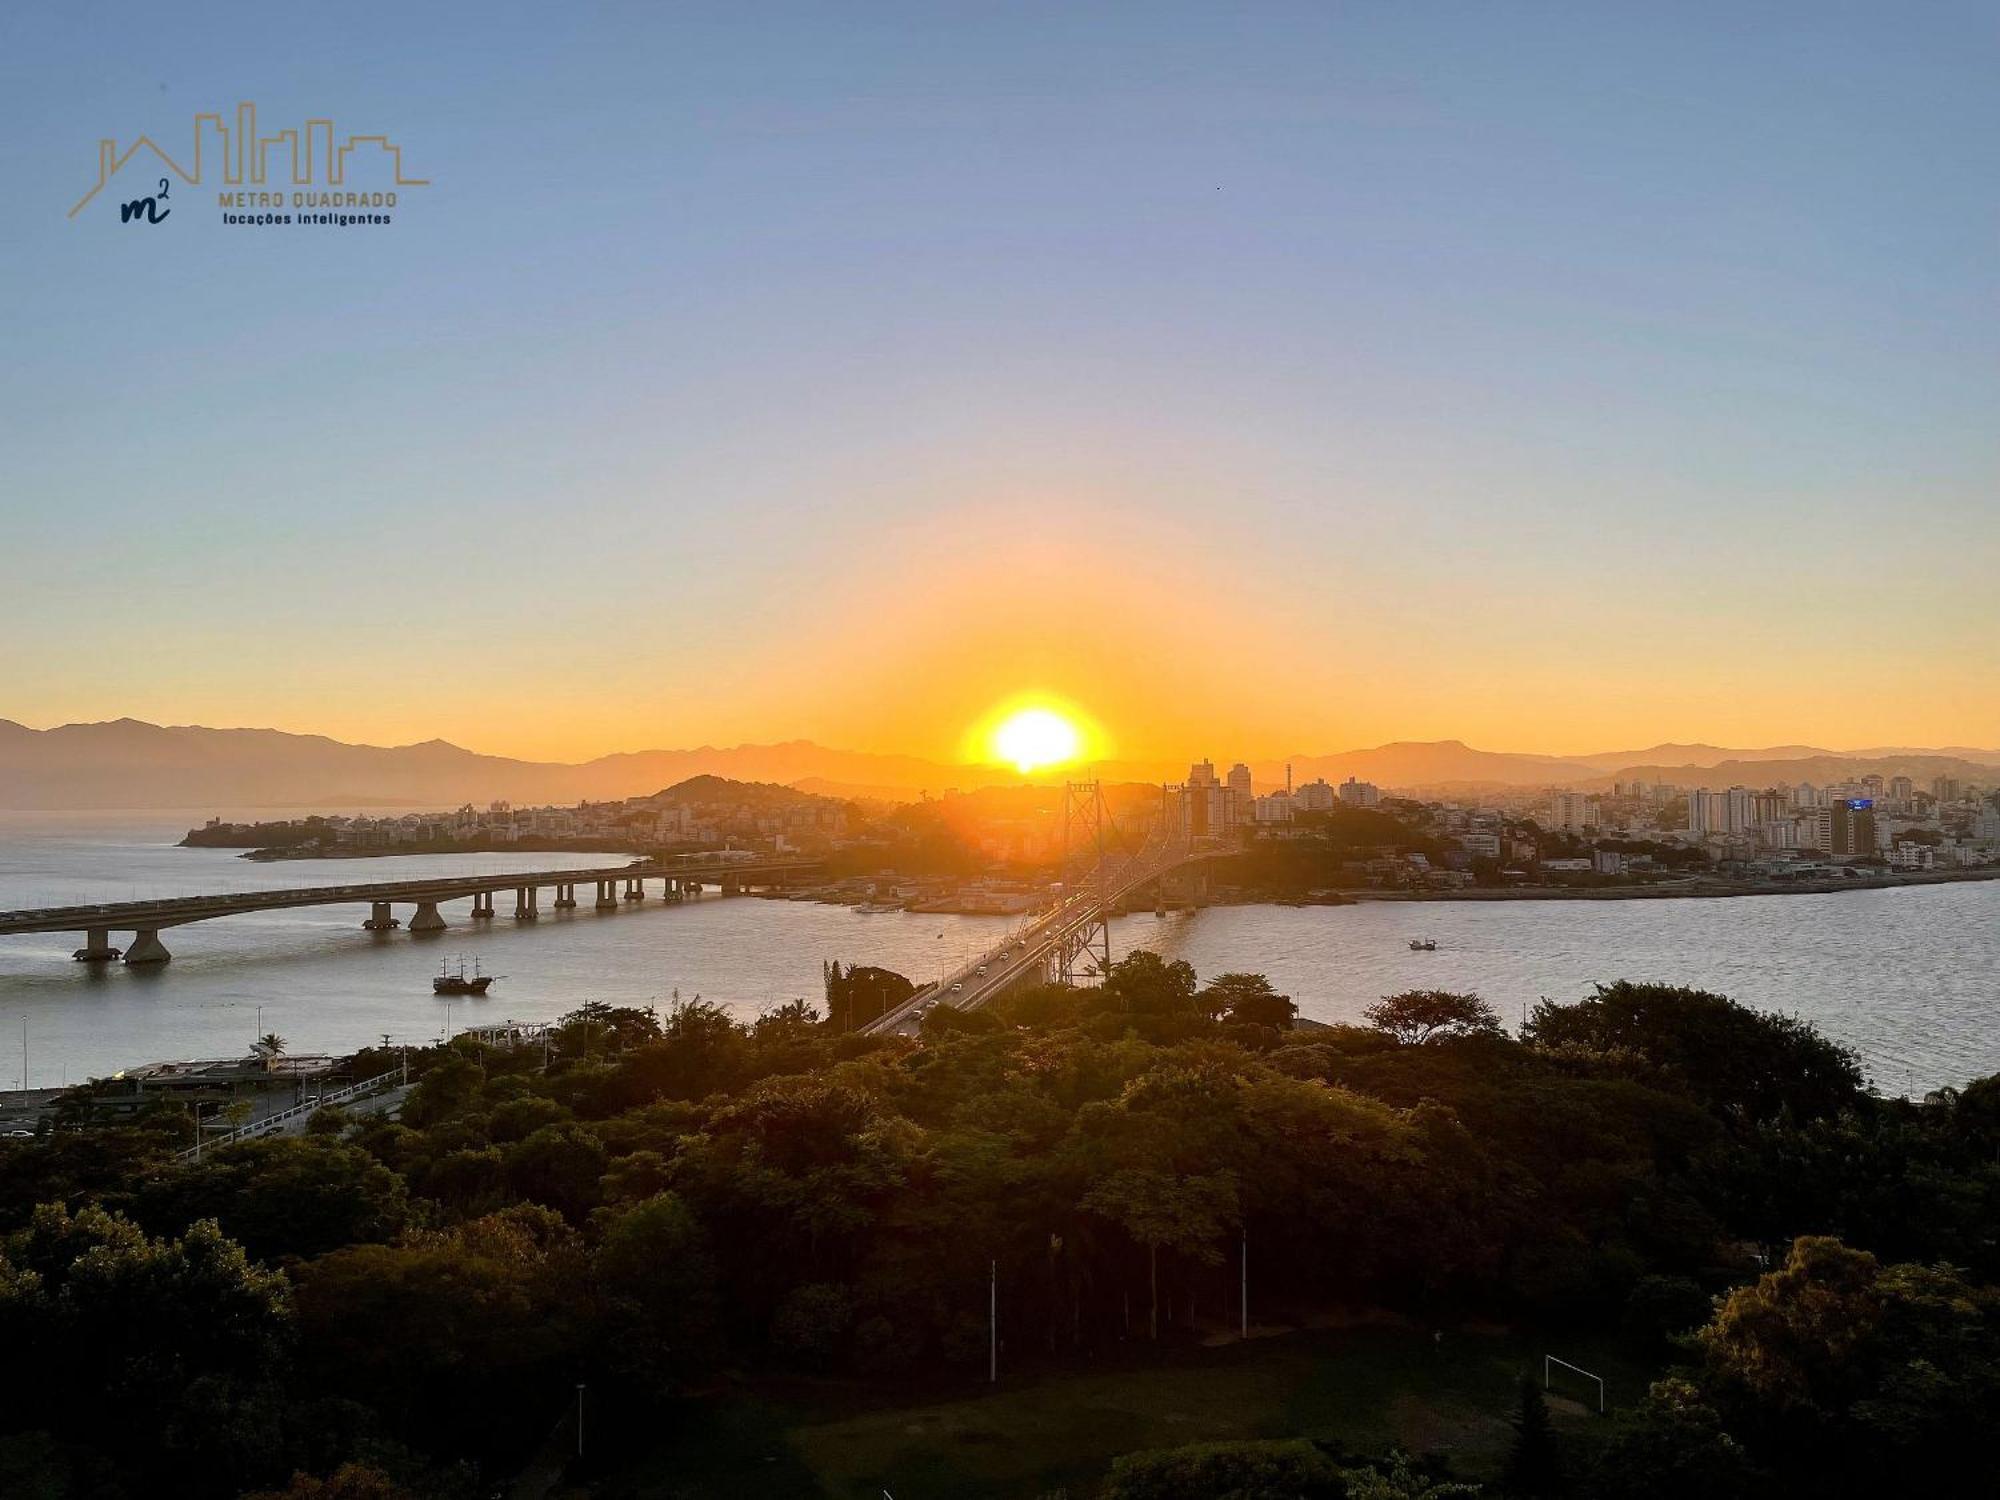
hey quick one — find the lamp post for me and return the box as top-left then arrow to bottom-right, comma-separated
1240,1227 -> 1248,1339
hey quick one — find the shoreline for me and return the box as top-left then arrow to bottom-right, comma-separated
1295,868 -> 2000,903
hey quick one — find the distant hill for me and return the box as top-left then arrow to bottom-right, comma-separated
1580,754 -> 2000,793
0,719 -> 964,810
642,774 -> 849,810
2,719 -> 1993,809
1562,743 -> 1841,772
1258,740 -> 1595,791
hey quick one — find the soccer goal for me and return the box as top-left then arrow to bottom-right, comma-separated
1544,1354 -> 1606,1414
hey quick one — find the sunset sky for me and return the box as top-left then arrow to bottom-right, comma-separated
2,3 -> 1995,763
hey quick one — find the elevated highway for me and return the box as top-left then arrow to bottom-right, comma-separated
0,857 -> 821,965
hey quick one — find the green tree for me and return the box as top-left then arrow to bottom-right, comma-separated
1695,1236 -> 2000,1492
134,1136 -> 409,1262
293,1206 -> 589,1465
1502,1375 -> 1564,1496
1344,1451 -> 1481,1499
594,1191 -> 718,1388
1525,983 -> 1861,1127
1364,991 -> 1502,1045
1199,973 -> 1297,1029
0,1205 -> 292,1489
1100,1438 -> 1345,1499
1102,950 -> 1201,1019
1588,1377 -> 1756,1500
1082,1167 -> 1237,1339
504,1122 -> 609,1220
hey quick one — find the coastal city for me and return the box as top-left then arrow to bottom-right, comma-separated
8,6 -> 1999,1498
183,758 -> 2000,910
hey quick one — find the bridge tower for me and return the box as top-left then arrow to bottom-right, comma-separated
1057,780 -> 1113,985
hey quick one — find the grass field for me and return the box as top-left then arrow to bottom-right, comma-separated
599,1318 -> 1657,1498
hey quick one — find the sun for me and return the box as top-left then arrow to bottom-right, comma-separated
990,706 -> 1084,774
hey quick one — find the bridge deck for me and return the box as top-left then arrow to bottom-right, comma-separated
862,841 -> 1223,1036
0,858 -> 821,934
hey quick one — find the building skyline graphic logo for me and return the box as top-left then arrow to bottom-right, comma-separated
70,101 -> 429,219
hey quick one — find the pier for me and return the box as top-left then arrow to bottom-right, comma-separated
0,857 -> 820,966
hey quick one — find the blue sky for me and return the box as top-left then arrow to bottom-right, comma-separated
1,3 -> 1995,759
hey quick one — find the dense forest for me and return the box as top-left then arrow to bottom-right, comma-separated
2,964 -> 1996,1498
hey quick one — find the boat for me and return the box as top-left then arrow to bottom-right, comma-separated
433,957 -> 495,995
1408,938 -> 1437,952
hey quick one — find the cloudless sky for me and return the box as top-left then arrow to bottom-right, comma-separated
1,2 -> 1995,761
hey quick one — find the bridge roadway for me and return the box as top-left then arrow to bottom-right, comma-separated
0,857 -> 822,965
861,837 -> 1224,1036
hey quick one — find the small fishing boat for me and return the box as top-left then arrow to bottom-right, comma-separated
1408,938 -> 1437,952
433,957 -> 495,995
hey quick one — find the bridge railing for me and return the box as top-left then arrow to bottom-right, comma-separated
861,832 -> 1225,1034
177,1068 -> 402,1160
0,857 -> 823,928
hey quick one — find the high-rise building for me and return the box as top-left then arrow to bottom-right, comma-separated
1226,763 -> 1253,826
1795,806 -> 1831,851
1888,775 -> 1914,804
1253,792 -> 1293,823
1688,788 -> 1717,836
1185,760 -> 1224,838
1723,786 -> 1754,834
1932,776 -> 1961,804
1830,798 -> 1878,859
1296,779 -> 1335,812
1548,791 -> 1599,832
1338,777 -> 1381,808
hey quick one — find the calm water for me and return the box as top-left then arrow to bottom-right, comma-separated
1,812 -> 1995,1094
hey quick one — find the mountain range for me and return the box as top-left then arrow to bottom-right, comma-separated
1,719 -> 1996,810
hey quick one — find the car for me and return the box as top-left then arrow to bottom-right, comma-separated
951,982 -> 964,993
976,965 -> 988,975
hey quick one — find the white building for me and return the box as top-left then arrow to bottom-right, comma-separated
1888,842 -> 1934,871
1296,779 -> 1336,812
1547,791 -> 1600,833
1338,777 -> 1381,808
1226,763 -> 1254,827
1253,792 -> 1294,823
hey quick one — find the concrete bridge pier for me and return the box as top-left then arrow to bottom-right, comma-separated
124,930 -> 171,965
470,892 -> 495,919
623,878 -> 643,902
553,882 -> 577,909
362,902 -> 401,932
73,928 -> 122,962
514,886 -> 539,920
664,878 -> 684,902
595,880 -> 618,910
410,901 -> 447,933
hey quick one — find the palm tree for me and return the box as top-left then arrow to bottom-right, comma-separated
254,1032 -> 287,1064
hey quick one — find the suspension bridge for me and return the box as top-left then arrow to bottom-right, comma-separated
862,782 -> 1228,1036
